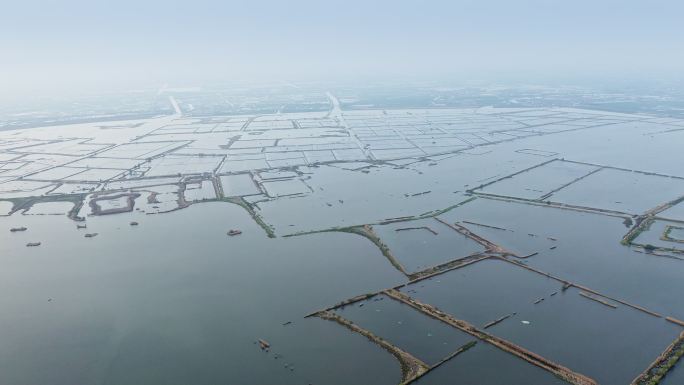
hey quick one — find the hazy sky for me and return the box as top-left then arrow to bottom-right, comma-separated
2,0 -> 683,96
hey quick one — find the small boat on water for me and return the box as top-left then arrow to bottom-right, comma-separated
76,224 -> 87,229
258,339 -> 270,350
227,229 -> 242,236
26,242 -> 41,247
10,227 -> 27,232
84,233 -> 99,238
130,221 -> 139,226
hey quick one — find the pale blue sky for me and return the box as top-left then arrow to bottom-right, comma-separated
2,0 -> 683,95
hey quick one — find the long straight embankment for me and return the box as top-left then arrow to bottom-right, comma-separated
384,289 -> 598,385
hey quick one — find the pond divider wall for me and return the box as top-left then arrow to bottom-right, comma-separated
631,331 -> 684,385
401,341 -> 478,385
89,192 -> 140,215
434,217 -> 508,254
317,310 -> 429,384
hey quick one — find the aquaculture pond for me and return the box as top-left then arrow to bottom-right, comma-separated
438,198 -> 560,257
488,286 -> 681,385
371,217 -> 485,273
400,258 -> 561,327
219,174 -> 261,196
547,168 -> 684,214
333,294 -> 475,364
413,342 -> 569,385
400,257 -> 682,384
256,151 -> 541,235
442,198 -> 684,320
632,219 -> 684,252
477,160 -> 598,200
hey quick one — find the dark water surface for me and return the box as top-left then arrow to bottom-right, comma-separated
0,202 -> 406,385
372,218 -> 485,273
334,294 -> 475,364
413,342 -> 569,385
401,257 -> 681,385
441,198 -> 684,320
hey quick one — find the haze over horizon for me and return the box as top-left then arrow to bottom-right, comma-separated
2,0 -> 684,98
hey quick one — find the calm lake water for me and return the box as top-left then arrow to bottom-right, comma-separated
0,202 -> 406,385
